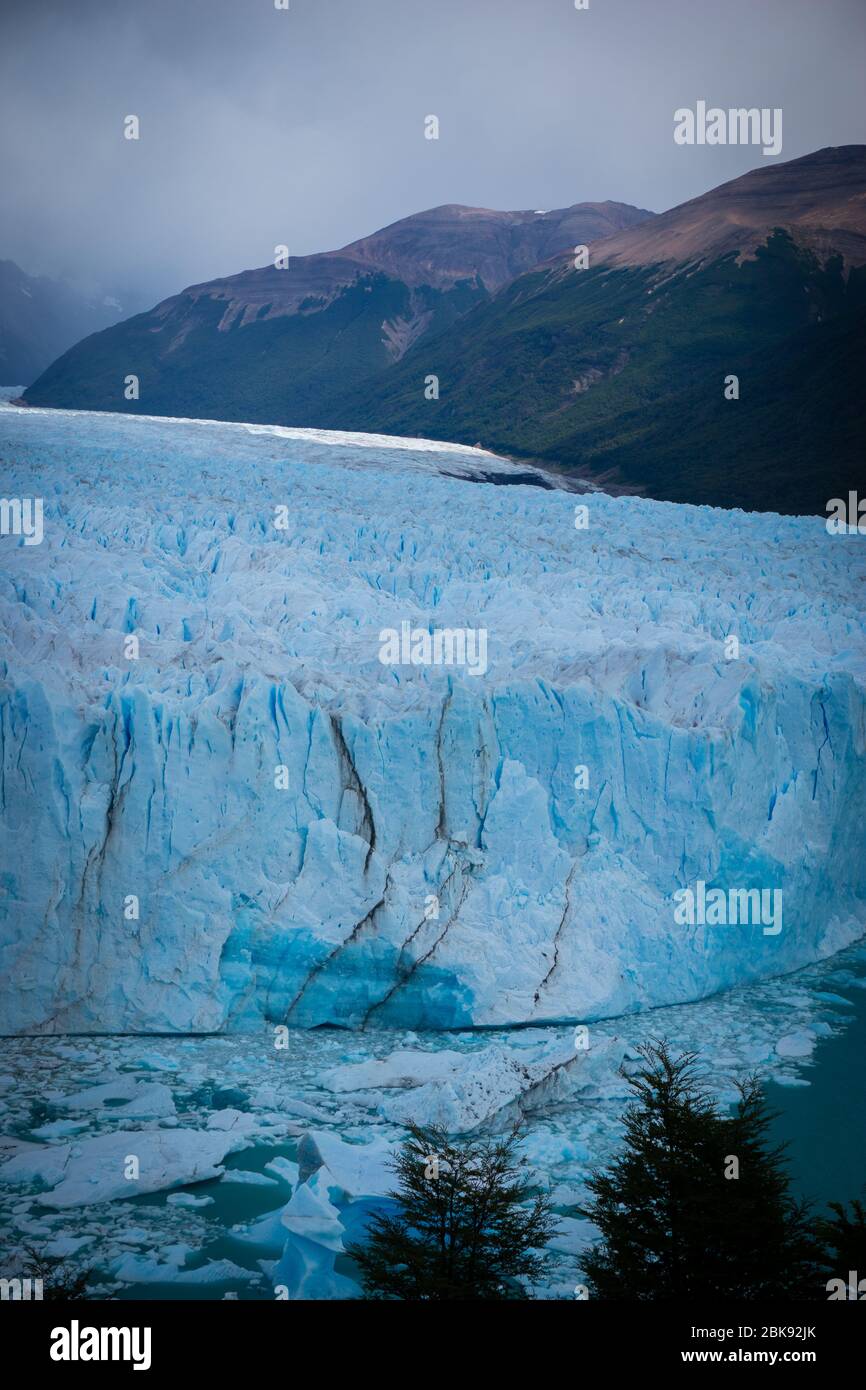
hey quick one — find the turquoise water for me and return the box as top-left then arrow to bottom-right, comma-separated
766,957 -> 866,1212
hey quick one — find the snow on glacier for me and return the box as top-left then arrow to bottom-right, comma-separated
0,401 -> 865,1033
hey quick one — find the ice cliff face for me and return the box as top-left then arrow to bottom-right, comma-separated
1,403 -> 864,1033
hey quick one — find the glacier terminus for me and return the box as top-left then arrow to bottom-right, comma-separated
1,399 -> 865,1035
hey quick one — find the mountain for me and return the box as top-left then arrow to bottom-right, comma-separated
590,142 -> 866,270
0,261 -> 140,386
21,200 -> 652,422
21,149 -> 866,516
323,146 -> 866,515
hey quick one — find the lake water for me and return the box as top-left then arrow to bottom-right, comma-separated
766,951 -> 866,1211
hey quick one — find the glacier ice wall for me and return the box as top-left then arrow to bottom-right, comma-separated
1,405 -> 865,1032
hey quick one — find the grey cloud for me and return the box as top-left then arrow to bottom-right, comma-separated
1,0 -> 864,306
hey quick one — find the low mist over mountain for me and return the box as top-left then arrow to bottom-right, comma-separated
0,261 -> 144,386
22,200 -> 650,423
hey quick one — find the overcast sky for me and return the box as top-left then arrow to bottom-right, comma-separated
2,0 -> 865,307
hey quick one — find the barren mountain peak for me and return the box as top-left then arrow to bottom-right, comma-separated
593,143 -> 866,270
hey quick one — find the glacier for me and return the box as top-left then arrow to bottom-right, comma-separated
0,399 -> 865,1034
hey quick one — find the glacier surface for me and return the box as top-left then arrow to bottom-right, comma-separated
0,401 -> 865,1033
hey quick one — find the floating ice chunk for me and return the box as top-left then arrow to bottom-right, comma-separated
250,1087 -> 333,1123
263,1155 -> 299,1187
205,1108 -> 258,1133
172,1260 -> 257,1285
112,1227 -> 152,1246
112,1253 -> 254,1285
775,1030 -> 817,1058
220,1169 -> 280,1187
166,1191 -> 215,1207
163,1243 -> 191,1268
0,1127 -> 249,1207
1,1135 -> 43,1161
272,1232 -> 359,1301
231,1207 -> 293,1255
323,1050 -> 467,1093
131,1054 -> 179,1073
280,1170 -> 345,1251
0,1138 -> 69,1188
548,1216 -> 598,1255
297,1132 -> 397,1199
42,1235 -> 95,1257
323,1037 -> 624,1133
278,1099 -> 333,1122
54,1079 -> 176,1117
31,1120 -> 88,1140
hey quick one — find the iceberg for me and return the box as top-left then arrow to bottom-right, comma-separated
322,1036 -> 624,1132
268,1133 -> 401,1299
0,404 -> 864,1033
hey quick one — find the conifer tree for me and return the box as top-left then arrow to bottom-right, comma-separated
348,1123 -> 554,1300
579,1041 -> 823,1299
818,1197 -> 866,1299
21,1245 -> 92,1300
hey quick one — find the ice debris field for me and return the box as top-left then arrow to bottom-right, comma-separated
1,942 -> 865,1299
1,402 -> 864,1032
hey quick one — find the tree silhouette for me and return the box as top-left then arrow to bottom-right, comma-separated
818,1197 -> 866,1299
579,1041 -> 823,1299
21,1245 -> 93,1300
348,1123 -> 554,1300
